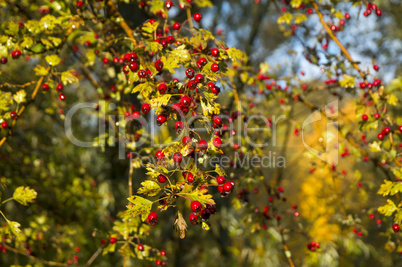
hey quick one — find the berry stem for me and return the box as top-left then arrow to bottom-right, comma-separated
128,159 -> 134,197
186,8 -> 193,29
312,2 -> 366,80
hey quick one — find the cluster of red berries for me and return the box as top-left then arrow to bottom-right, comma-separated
307,241 -> 320,252
42,83 -> 66,101
189,201 -> 216,225
363,3 -> 382,17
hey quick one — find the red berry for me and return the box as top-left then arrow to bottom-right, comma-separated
213,137 -> 222,148
59,94 -> 66,101
173,22 -> 180,31
217,176 -> 225,184
200,208 -> 211,220
141,103 -> 150,114
198,140 -> 208,150
158,174 -> 167,183
12,50 -> 21,59
378,133 -> 384,140
138,244 -> 144,251
10,111 -> 17,119
392,223 -> 400,233
362,114 -> 368,121
211,63 -> 219,72
155,150 -> 164,160
155,60 -> 163,72
345,13 -> 351,19
173,152 -> 183,164
191,201 -> 202,212
223,182 -> 232,192
186,172 -> 194,183
42,83 -> 49,91
76,1 -> 84,9
373,65 -> 379,71
211,48 -> 219,57
138,69 -> 146,78
383,127 -> 391,135
1,121 -> 8,128
175,121 -> 184,131
182,136 -> 192,144
109,237 -> 117,244
376,9 -> 382,16
194,74 -> 204,83
156,114 -> 167,125
189,213 -> 198,224
56,83 -> 64,91
1,57 -> 7,64
193,13 -> 202,22
158,83 -> 168,94
160,250 -> 166,256
186,68 -> 195,79
180,96 -> 191,107
146,212 -> 158,225
165,0 -> 173,9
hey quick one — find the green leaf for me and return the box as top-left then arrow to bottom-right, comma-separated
277,13 -> 292,25
6,220 -> 23,239
61,70 -> 79,85
194,0 -> 213,8
387,94 -> 398,106
180,189 -> 215,206
170,45 -> 191,63
161,56 -> 180,74
13,90 -> 26,104
127,195 -> 153,221
34,65 -> 49,76
137,181 -> 161,197
339,74 -> 355,88
132,82 -> 153,98
20,37 -> 34,49
378,180 -> 394,196
226,47 -> 247,63
13,186 -> 37,206
45,55 -> 61,66
378,199 -> 397,216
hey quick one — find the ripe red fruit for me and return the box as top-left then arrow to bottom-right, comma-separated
158,174 -> 167,183
109,237 -> 117,244
156,114 -> 167,125
182,136 -> 192,144
189,213 -> 198,224
180,96 -> 191,107
158,83 -> 168,94
165,0 -> 173,9
186,68 -> 195,79
155,60 -> 163,72
187,80 -> 197,90
217,176 -> 225,184
10,111 -> 17,119
1,121 -> 8,128
376,9 -> 382,16
129,62 -> 139,72
141,103 -> 150,114
383,127 -> 391,135
173,152 -> 183,163
373,65 -> 379,71
186,172 -> 194,183
223,182 -> 232,192
56,83 -> 64,91
138,69 -> 146,78
76,1 -> 84,9
211,48 -> 219,57
191,201 -> 202,212
213,137 -> 222,148
155,150 -> 165,160
193,13 -> 202,22
138,244 -> 144,251
345,13 -> 351,20
160,250 -> 166,256
59,94 -> 66,101
374,113 -> 380,119
42,83 -> 49,91
146,212 -> 158,225
194,74 -> 204,83
11,50 -> 21,59
198,140 -> 208,150
378,133 -> 384,140
362,114 -> 368,121
211,63 -> 219,72
175,121 -> 184,131
173,22 -> 180,31
392,224 -> 400,233
1,57 -> 7,64
200,208 -> 211,220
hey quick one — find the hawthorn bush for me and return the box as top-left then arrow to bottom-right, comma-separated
0,0 -> 402,266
